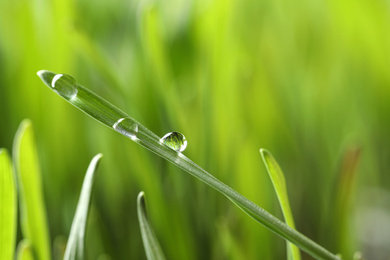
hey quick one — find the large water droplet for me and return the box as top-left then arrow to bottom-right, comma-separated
37,71 -> 78,100
113,117 -> 139,140
160,132 -> 187,152
51,74 -> 78,100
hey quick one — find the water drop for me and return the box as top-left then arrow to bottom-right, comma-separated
113,117 -> 139,140
50,73 -> 78,100
160,132 -> 187,152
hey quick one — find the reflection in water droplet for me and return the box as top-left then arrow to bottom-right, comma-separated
160,132 -> 187,152
50,74 -> 78,100
113,117 -> 138,140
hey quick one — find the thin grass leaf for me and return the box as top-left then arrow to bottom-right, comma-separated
16,240 -> 35,260
37,70 -> 341,260
333,146 -> 361,254
13,120 -> 51,260
260,149 -> 301,260
137,192 -> 166,260
0,149 -> 17,260
64,153 -> 103,260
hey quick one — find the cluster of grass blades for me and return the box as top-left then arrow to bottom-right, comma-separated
37,70 -> 343,260
0,71 -> 349,260
1,119 -> 172,260
0,120 -> 103,260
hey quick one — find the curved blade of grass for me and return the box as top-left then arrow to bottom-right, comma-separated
0,149 -> 17,260
13,119 -> 51,260
37,70 -> 341,260
137,192 -> 166,260
260,149 -> 301,260
64,153 -> 103,260
16,240 -> 35,260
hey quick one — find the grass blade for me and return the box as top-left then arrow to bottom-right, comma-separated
16,240 -> 35,260
37,70 -> 341,260
137,192 -> 166,260
13,119 -> 51,260
260,149 -> 301,260
64,153 -> 103,260
333,146 -> 361,255
0,149 -> 17,260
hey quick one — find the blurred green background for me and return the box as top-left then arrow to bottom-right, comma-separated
1,0 -> 390,259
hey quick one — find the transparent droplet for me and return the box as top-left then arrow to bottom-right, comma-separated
113,117 -> 139,140
50,73 -> 78,100
160,132 -> 187,152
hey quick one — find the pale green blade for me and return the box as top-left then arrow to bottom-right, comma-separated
137,192 -> 166,260
64,153 -> 103,260
37,70 -> 341,260
260,149 -> 301,260
16,240 -> 35,260
13,119 -> 51,260
0,149 -> 17,260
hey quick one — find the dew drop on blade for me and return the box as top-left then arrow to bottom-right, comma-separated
160,132 -> 187,152
50,73 -> 78,100
113,117 -> 139,140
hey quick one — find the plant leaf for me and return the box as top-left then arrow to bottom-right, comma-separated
0,149 -> 17,260
38,70 -> 341,260
333,146 -> 361,254
16,240 -> 35,260
13,119 -> 51,260
260,149 -> 301,260
137,192 -> 166,260
64,153 -> 103,260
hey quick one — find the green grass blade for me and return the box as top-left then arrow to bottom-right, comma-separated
333,146 -> 361,255
64,153 -> 103,260
13,119 -> 51,260
260,149 -> 301,260
37,70 -> 341,260
16,240 -> 35,260
0,149 -> 17,260
137,192 -> 166,260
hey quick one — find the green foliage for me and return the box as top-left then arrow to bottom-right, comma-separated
0,149 -> 17,260
137,192 -> 166,260
13,120 -> 51,260
38,70 -> 340,260
332,147 -> 361,253
64,154 -> 103,260
1,0 -> 389,258
16,240 -> 35,260
260,149 -> 301,260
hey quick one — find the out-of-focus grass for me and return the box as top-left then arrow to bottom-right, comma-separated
1,0 -> 390,259
37,69 -> 339,259
0,149 -> 16,260
13,120 -> 51,260
16,240 -> 35,260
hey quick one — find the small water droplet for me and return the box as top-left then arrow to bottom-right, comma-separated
51,73 -> 78,100
160,132 -> 187,152
113,117 -> 138,140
